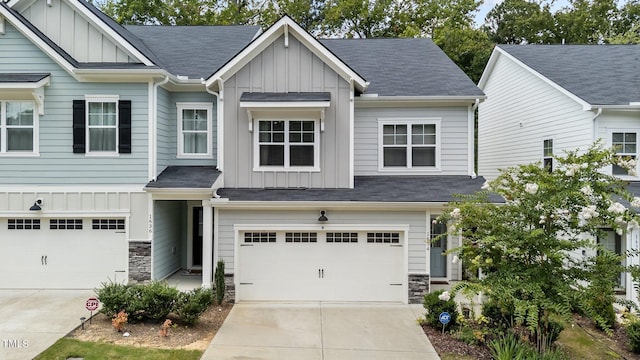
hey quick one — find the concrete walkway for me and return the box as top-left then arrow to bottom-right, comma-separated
201,303 -> 440,360
0,289 -> 94,360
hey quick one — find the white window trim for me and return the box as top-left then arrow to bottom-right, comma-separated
252,117 -> 321,172
377,118 -> 441,172
177,102 -> 214,159
0,100 -> 39,157
542,137 -> 554,171
609,129 -> 640,179
84,95 -> 119,157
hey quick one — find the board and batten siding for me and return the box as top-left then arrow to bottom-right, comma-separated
19,0 -> 136,63
478,54 -> 593,180
217,209 -> 428,274
354,106 -> 471,175
0,23 -> 149,185
223,35 -> 351,188
0,190 -> 150,241
153,200 -> 185,280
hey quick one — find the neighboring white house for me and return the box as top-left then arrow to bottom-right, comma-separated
478,44 -> 640,305
0,0 -> 490,303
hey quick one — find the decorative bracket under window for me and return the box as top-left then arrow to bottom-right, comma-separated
247,109 -> 253,132
32,87 -> 45,115
320,109 -> 325,132
284,23 -> 289,48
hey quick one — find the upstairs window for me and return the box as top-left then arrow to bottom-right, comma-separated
0,101 -> 37,155
177,103 -> 213,158
73,96 -> 131,155
379,119 -> 440,170
543,139 -> 553,172
612,132 -> 637,176
255,119 -> 319,170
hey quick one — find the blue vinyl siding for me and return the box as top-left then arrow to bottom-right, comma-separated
153,200 -> 186,280
0,23 -> 149,185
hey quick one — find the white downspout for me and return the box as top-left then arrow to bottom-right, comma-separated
592,107 -> 603,142
204,78 -> 224,176
469,99 -> 480,178
151,76 -> 169,181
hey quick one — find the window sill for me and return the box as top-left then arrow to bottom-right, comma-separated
177,154 -> 214,160
253,166 -> 321,173
0,152 -> 40,158
85,152 -> 120,158
377,167 -> 442,173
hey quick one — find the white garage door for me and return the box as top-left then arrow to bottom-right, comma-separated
0,218 -> 128,289
238,231 -> 404,302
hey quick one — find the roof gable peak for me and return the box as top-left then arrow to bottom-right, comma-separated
205,15 -> 368,92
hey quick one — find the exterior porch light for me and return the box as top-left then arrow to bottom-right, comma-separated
29,199 -> 43,211
318,210 -> 328,222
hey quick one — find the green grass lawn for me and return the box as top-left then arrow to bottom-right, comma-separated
556,324 -> 623,360
34,338 -> 202,360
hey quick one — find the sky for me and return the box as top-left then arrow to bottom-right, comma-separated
474,0 -> 571,27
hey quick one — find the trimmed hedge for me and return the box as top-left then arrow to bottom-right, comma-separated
96,281 -> 213,324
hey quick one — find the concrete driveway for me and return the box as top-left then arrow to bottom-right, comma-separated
202,303 -> 440,360
0,289 -> 95,360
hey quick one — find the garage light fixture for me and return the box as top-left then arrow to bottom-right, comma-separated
318,210 -> 328,222
29,198 -> 43,211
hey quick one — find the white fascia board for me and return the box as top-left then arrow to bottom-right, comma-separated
0,6 -> 79,79
209,200 -> 449,210
477,47 -> 500,90
0,210 -> 129,217
0,76 -> 50,89
74,69 -> 168,82
205,16 -> 367,91
490,46 -> 592,110
239,101 -> 331,108
69,0 -> 154,66
0,185 -> 145,192
356,95 -> 485,103
145,189 -> 215,201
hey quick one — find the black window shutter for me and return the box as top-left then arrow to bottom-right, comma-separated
118,100 -> 132,154
72,100 -> 86,153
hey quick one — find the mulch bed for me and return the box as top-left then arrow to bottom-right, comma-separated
422,324 -> 492,359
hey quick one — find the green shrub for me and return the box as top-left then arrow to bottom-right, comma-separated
214,260 -> 225,305
140,281 -> 180,322
534,319 -> 565,349
585,251 -> 622,332
482,299 -> 514,332
96,282 -> 130,317
628,321 -> 640,353
423,290 -> 458,329
489,333 -> 529,360
176,288 -> 214,325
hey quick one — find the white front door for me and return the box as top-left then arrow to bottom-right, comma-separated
238,231 -> 404,302
0,217 -> 128,289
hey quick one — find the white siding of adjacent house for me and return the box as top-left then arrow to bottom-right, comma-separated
19,0 -> 136,63
223,35 -> 352,189
478,54 -> 593,179
216,209 -> 429,274
354,106 -> 471,176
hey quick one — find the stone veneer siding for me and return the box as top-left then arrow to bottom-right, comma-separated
129,241 -> 151,284
408,274 -> 430,304
215,274 -> 235,303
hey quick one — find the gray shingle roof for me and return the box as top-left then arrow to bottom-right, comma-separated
240,92 -> 331,102
0,73 -> 50,82
322,38 -> 485,97
125,25 -> 261,79
146,166 -> 220,189
218,176 -> 502,203
498,44 -> 640,106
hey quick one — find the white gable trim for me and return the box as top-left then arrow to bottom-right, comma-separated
0,5 -> 79,79
69,0 -> 154,66
479,47 -> 592,110
205,16 -> 367,91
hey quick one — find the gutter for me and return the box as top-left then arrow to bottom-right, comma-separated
204,78 -> 224,181
208,200 -> 451,210
469,98 -> 481,178
592,107 -> 603,143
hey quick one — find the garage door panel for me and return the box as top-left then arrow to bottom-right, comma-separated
238,230 -> 404,302
0,218 -> 127,289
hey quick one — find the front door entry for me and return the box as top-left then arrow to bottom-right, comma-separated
192,207 -> 203,267
430,217 -> 447,278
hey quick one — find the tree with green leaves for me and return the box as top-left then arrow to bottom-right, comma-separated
483,0 -> 557,44
438,144 -> 636,351
554,0 -> 619,43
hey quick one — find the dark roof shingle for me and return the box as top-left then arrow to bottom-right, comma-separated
0,73 -> 50,82
498,44 -> 640,106
218,176 -> 502,203
146,166 -> 220,189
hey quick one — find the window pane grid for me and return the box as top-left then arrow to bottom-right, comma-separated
92,219 -> 125,230
244,232 -> 276,243
8,219 -> 40,230
613,132 -> 637,175
258,120 -> 316,167
326,232 -> 358,243
383,122 -> 436,168
50,219 -> 83,230
87,101 -> 117,152
2,101 -> 35,153
181,108 -> 209,154
366,232 -> 400,244
285,232 -> 318,243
